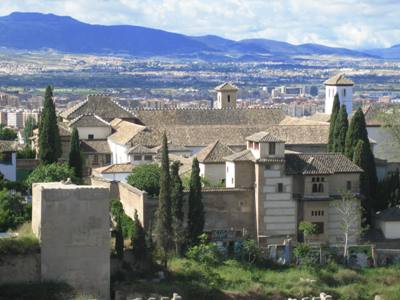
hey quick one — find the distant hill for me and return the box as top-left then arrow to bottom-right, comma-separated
0,12 -> 397,59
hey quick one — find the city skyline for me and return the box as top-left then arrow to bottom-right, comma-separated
0,0 -> 399,50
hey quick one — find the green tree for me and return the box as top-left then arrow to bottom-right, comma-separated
328,94 -> 340,152
68,128 -> 83,179
110,199 -> 134,239
170,160 -> 185,255
0,125 -> 17,140
353,140 -> 378,219
17,147 -> 36,159
23,116 -> 37,145
333,104 -> 349,153
25,162 -> 76,188
345,107 -> 370,159
127,164 -> 161,196
131,209 -> 147,261
298,221 -> 317,244
114,223 -> 124,260
39,86 -> 61,164
187,157 -> 204,246
154,133 -> 172,267
0,189 -> 31,232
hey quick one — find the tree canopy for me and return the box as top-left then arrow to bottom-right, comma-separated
0,189 -> 31,232
127,164 -> 161,196
345,107 -> 369,160
0,125 -> 17,141
68,128 -> 83,179
25,162 -> 76,188
333,104 -> 349,153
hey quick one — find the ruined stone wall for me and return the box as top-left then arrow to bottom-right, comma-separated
32,183 -> 110,300
0,253 -> 40,284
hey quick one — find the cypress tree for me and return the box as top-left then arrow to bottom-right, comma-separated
39,86 -> 61,164
115,224 -> 124,260
328,94 -> 340,152
68,128 -> 83,179
187,157 -> 204,246
333,104 -> 349,153
131,209 -> 147,261
154,132 -> 172,267
170,160 -> 185,255
345,107 -> 369,159
23,116 -> 37,145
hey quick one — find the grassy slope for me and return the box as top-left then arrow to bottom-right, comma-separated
115,258 -> 400,300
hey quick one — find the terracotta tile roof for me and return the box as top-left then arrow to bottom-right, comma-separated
267,125 -> 330,145
128,144 -> 157,154
224,149 -> 255,162
58,122 -> 72,137
151,143 -> 191,153
93,163 -> 134,174
80,139 -> 111,154
280,116 -> 329,125
324,74 -> 354,86
303,113 -> 331,123
214,82 -> 239,92
59,94 -> 136,121
285,153 -> 363,175
246,131 -> 284,143
133,107 -> 285,127
363,103 -> 386,126
0,140 -> 17,152
196,140 -> 234,163
108,120 -> 146,145
69,113 -> 111,128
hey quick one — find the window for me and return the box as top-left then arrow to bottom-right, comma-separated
343,89 -> 346,97
312,177 -> 325,193
277,183 -> 283,193
269,142 -> 276,155
318,183 -> 324,193
88,134 -> 94,140
312,184 -> 318,193
133,155 -> 141,161
226,166 -> 229,172
144,155 -> 153,161
231,177 -> 234,184
254,142 -> 259,150
346,181 -> 352,191
227,95 -> 231,103
312,222 -> 324,234
92,154 -> 98,165
105,154 -> 111,164
312,210 -> 325,217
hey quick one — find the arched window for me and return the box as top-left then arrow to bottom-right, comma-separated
318,183 -> 324,193
227,95 -> 231,103
312,184 -> 318,193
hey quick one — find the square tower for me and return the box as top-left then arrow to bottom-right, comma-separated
324,74 -> 354,115
214,82 -> 238,109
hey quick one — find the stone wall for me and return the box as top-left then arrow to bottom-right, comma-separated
32,182 -> 110,300
0,253 -> 40,284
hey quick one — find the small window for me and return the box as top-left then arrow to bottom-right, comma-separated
226,166 -> 229,172
312,183 -> 318,193
144,155 -> 153,161
277,183 -> 283,193
318,183 -> 324,193
343,89 -> 346,97
227,95 -> 231,103
312,177 -> 316,182
92,154 -> 98,165
231,177 -> 234,184
312,222 -> 324,234
88,134 -> 94,140
269,142 -> 276,155
254,142 -> 259,150
346,181 -> 352,191
133,155 -> 141,161
105,154 -> 111,164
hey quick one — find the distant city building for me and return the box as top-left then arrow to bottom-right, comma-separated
7,110 -> 24,129
324,74 -> 354,115
214,82 -> 238,109
0,111 -> 7,126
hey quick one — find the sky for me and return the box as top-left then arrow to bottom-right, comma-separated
0,0 -> 399,49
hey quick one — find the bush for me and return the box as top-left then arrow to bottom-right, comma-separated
127,164 -> 161,196
17,147 -> 36,159
0,189 -> 31,232
25,163 -> 77,188
333,269 -> 363,285
293,243 -> 317,267
110,199 -> 134,239
237,239 -> 261,264
187,234 -> 222,267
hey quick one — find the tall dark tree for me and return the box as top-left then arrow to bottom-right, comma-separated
345,107 -> 369,159
154,132 -> 172,267
39,86 -> 61,164
187,157 -> 204,246
333,104 -> 349,153
328,94 -> 340,152
68,128 -> 83,179
114,220 -> 124,260
131,209 -> 147,261
353,140 -> 378,221
170,160 -> 185,255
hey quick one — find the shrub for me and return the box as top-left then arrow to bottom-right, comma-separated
0,236 -> 39,255
237,239 -> 261,264
127,164 -> 161,196
293,243 -> 316,267
17,146 -> 36,159
25,163 -> 77,188
110,199 -> 134,239
0,189 -> 31,232
333,269 -> 363,285
187,234 -> 222,267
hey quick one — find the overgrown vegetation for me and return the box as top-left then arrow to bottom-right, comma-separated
0,281 -> 74,300
0,189 -> 31,232
25,162 -> 77,188
127,163 -> 161,196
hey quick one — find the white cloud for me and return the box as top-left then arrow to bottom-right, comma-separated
0,0 -> 398,49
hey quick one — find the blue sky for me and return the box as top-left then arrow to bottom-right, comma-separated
0,0 -> 399,49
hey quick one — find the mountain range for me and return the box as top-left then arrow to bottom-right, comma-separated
0,12 -> 399,60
